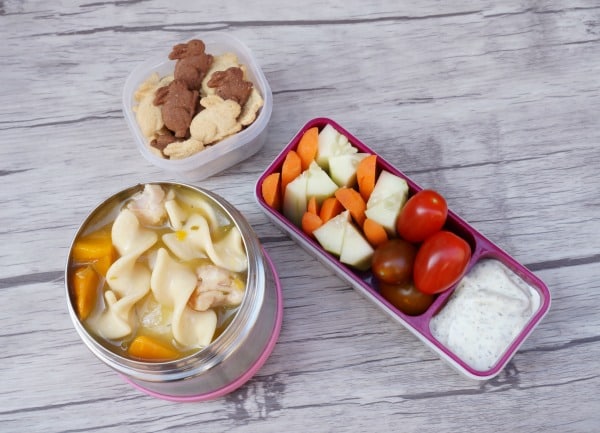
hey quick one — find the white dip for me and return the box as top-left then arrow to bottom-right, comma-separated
430,259 -> 541,371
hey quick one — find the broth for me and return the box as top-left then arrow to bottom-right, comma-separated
68,184 -> 248,362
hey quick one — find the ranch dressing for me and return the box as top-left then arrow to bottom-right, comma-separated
430,259 -> 541,371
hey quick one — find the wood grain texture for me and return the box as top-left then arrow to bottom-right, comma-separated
1,0 -> 599,432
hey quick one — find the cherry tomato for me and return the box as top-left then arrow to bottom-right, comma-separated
371,239 -> 416,284
396,189 -> 448,243
413,230 -> 471,295
378,280 -> 435,316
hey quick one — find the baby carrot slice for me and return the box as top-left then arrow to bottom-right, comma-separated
335,187 -> 366,227
356,154 -> 377,202
307,196 -> 319,215
301,211 -> 323,237
128,335 -> 179,361
363,218 -> 389,247
319,196 -> 344,223
281,150 -> 302,196
296,127 -> 319,171
261,172 -> 282,211
71,265 -> 99,320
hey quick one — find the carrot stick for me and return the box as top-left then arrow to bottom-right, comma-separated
356,154 -> 377,201
296,127 -> 319,171
71,231 -> 112,261
363,218 -> 389,247
319,196 -> 344,223
307,196 -> 319,215
71,225 -> 115,276
71,265 -> 99,320
128,335 -> 179,361
335,187 -> 366,227
281,150 -> 302,196
301,211 -> 323,237
261,172 -> 282,211
92,255 -> 113,278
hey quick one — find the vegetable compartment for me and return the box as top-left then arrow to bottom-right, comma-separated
255,117 -> 551,380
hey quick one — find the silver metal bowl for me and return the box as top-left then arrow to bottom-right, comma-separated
65,182 -> 283,401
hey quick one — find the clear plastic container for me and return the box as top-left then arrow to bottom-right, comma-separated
122,33 -> 272,181
254,118 -> 551,380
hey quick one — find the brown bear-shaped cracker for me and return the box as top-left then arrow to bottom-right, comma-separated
169,39 -> 213,90
207,66 -> 253,106
151,130 -> 180,154
153,80 -> 199,138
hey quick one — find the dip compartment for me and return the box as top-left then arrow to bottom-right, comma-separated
254,117 -> 550,380
427,252 -> 548,378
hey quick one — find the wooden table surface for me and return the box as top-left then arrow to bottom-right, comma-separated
2,1 -> 599,432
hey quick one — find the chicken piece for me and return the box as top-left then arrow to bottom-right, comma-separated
127,184 -> 168,226
188,264 -> 245,312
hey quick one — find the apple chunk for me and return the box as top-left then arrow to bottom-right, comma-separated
313,210 -> 373,271
328,153 -> 369,187
283,161 -> 339,227
313,210 -> 350,256
340,222 -> 374,271
315,124 -> 357,170
306,161 -> 339,205
365,170 -> 408,235
283,171 -> 308,227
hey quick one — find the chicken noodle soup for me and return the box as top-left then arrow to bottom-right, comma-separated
68,183 -> 248,362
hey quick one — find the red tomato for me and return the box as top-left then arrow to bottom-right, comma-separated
396,189 -> 448,243
371,239 -> 417,284
413,231 -> 471,294
378,280 -> 435,316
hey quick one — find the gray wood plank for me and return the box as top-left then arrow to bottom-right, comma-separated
1,1 -> 599,432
